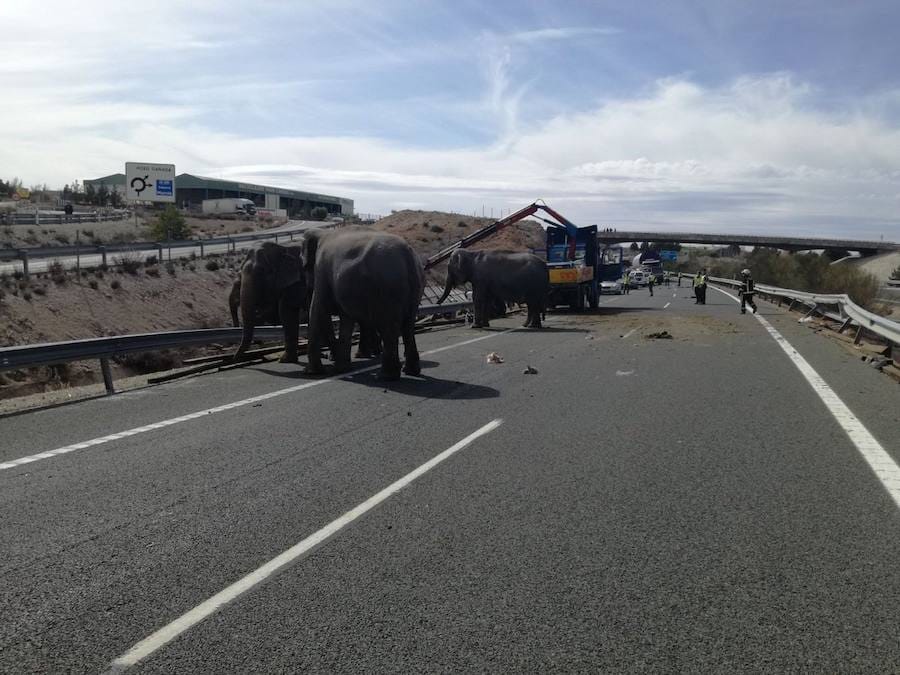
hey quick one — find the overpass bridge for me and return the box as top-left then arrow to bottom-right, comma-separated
596,230 -> 900,255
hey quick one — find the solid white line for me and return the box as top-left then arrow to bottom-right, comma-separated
0,327 -> 521,473
621,328 -> 637,340
710,285 -> 900,509
664,302 -> 671,309
107,418 -> 504,671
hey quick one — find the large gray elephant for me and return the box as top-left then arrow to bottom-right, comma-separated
232,242 -> 308,363
229,277 -> 279,328
302,228 -> 424,380
437,248 -> 549,328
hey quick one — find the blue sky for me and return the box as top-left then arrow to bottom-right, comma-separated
2,0 -> 900,239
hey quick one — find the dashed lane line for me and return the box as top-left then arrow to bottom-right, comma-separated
106,418 -> 504,671
0,328 -> 521,473
664,302 -> 671,309
710,285 -> 900,510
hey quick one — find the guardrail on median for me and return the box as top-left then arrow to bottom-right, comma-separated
0,224 -> 327,278
676,273 -> 900,349
0,301 -> 474,395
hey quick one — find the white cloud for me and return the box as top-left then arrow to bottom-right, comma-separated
509,26 -> 620,43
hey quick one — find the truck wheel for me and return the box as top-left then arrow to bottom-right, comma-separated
588,285 -> 599,309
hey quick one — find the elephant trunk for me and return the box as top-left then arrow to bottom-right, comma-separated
234,273 -> 257,358
436,276 -> 453,305
228,280 -> 241,327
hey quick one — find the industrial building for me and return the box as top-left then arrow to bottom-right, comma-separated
84,173 -> 353,218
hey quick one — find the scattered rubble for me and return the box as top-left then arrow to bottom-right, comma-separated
645,331 -> 673,340
486,352 -> 504,364
523,365 -> 538,374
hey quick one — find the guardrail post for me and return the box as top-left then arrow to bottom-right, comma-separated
199,241 -> 204,258
100,246 -> 107,267
274,233 -> 278,243
803,304 -> 819,319
157,243 -> 164,262
100,357 -> 115,394
19,250 -> 29,280
853,325 -> 864,345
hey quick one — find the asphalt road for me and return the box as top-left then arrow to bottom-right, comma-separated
0,220 -> 323,275
2,284 -> 899,672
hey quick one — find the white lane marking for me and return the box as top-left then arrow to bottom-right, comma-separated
672,293 -> 676,297
710,285 -> 900,509
621,328 -> 637,340
107,419 -> 504,671
0,328 -> 521,473
664,302 -> 671,309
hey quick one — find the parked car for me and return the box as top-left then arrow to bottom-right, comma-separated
629,270 -> 647,286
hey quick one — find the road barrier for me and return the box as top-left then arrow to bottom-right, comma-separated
676,273 -> 899,350
0,224 -> 331,278
1,210 -> 131,226
0,301 -> 474,394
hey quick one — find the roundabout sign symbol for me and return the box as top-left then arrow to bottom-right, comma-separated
130,175 -> 150,196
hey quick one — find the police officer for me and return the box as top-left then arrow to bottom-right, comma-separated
694,269 -> 708,304
623,270 -> 631,294
739,268 -> 757,314
647,272 -> 655,296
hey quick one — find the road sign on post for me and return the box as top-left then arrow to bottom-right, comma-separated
660,250 -> 678,261
125,162 -> 176,203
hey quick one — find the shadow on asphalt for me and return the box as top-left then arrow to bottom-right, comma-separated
255,360 -> 499,399
348,371 -> 499,399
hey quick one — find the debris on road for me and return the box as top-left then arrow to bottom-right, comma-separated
523,365 -> 538,374
616,369 -> 635,376
486,352 -> 504,364
645,331 -> 673,340
585,333 -> 594,340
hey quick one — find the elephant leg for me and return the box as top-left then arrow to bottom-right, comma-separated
528,303 -> 542,328
401,315 -> 420,376
379,326 -> 402,380
304,295 -> 328,375
472,288 -> 490,328
334,315 -> 354,372
355,322 -> 377,359
278,299 -> 300,363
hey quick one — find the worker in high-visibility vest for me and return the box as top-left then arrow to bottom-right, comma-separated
739,268 -> 757,314
647,273 -> 655,296
622,271 -> 631,294
693,270 -> 707,304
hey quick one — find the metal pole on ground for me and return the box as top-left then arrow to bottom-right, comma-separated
19,250 -> 29,280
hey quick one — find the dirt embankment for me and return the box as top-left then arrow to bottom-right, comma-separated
372,210 -> 545,259
0,253 -> 245,400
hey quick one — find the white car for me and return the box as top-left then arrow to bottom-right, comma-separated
629,270 -> 647,286
600,279 -> 623,294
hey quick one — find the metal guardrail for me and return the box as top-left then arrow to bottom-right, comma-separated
0,224 -> 317,264
1,211 -> 131,226
0,301 -> 474,394
677,273 -> 900,347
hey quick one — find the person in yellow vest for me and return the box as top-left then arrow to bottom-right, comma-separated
739,268 -> 757,314
693,269 -> 708,304
647,272 -> 655,296
622,270 -> 631,294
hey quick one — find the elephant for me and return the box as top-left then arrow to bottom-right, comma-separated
301,228 -> 424,380
437,248 -> 549,329
232,242 -> 308,363
228,277 -> 279,328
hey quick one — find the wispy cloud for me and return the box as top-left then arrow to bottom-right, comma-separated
510,26 -> 620,43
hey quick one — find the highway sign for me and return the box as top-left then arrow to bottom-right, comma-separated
125,162 -> 176,203
660,250 -> 678,261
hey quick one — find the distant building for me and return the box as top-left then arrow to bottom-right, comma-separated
83,173 -> 353,219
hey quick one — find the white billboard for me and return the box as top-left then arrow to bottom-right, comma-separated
125,162 -> 176,203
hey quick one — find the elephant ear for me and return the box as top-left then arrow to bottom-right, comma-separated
300,230 -> 321,274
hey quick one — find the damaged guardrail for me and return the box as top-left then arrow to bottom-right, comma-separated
676,273 -> 900,348
0,301 -> 474,394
